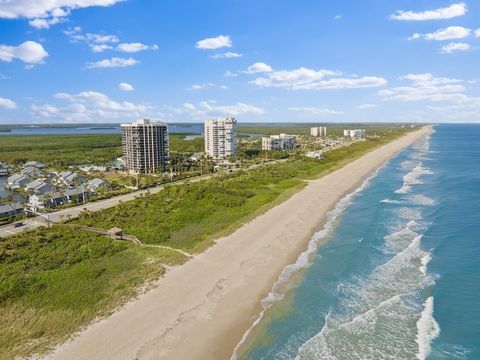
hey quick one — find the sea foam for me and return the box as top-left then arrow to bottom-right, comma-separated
230,162 -> 387,359
416,297 -> 440,360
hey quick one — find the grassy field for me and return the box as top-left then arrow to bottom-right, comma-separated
0,134 -> 203,168
0,226 -> 187,358
0,125 -> 415,358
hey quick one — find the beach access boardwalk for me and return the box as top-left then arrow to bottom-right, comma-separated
44,127 -> 431,360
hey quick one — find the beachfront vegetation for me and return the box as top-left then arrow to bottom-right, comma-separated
74,129 -> 409,252
0,125 -> 414,358
0,226 -> 187,358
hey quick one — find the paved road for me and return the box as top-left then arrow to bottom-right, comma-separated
0,159 -> 289,238
0,173 -> 213,238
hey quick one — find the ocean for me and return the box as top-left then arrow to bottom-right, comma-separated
235,124 -> 480,360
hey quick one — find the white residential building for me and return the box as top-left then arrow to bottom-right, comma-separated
87,178 -> 109,192
121,119 -> 169,174
0,163 -> 9,176
204,117 -> 237,160
24,161 -> 46,169
344,129 -> 366,139
0,203 -> 24,219
262,134 -> 297,151
6,174 -> 29,189
310,126 -> 327,137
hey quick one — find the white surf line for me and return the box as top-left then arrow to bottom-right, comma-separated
230,162 -> 388,360
230,130 -> 432,360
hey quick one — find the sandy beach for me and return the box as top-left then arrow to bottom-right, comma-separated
44,126 -> 430,360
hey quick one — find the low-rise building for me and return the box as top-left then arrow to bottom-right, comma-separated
78,165 -> 108,173
58,171 -> 85,188
87,178 -> 109,192
24,161 -> 46,169
344,129 -> 366,139
29,192 -> 68,212
65,186 -> 89,202
6,174 -> 30,189
0,163 -> 9,176
0,203 -> 24,219
262,134 -> 297,151
25,179 -> 53,195
21,166 -> 42,178
310,126 -> 327,137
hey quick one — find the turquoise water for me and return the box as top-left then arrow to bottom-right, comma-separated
236,124 -> 480,359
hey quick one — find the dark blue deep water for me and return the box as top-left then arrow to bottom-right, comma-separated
236,125 -> 480,359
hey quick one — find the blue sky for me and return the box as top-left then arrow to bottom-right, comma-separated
0,0 -> 479,123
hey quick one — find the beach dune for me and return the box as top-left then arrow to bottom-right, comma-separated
45,127 -> 430,360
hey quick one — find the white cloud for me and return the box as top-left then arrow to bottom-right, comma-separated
378,73 -> 469,102
65,27 -> 157,54
65,27 -> 119,47
0,97 -> 17,109
29,15 -> 66,29
224,70 -> 238,78
196,35 -> 232,50
410,26 -> 471,41
475,29 -> 480,38
358,104 -> 378,109
334,15 -> 342,20
171,101 -> 264,119
32,90 -> 154,122
210,51 -> 242,59
246,62 -> 273,73
440,42 -> 470,54
379,73 -> 480,122
0,41 -> 48,64
91,44 -> 113,53
289,107 -> 343,116
248,64 -> 386,90
118,82 -> 134,91
188,83 -> 228,91
116,43 -> 158,53
390,3 -> 467,21
87,57 -> 138,69
0,0 -> 124,29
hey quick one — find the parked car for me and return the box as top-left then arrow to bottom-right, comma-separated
13,222 -> 24,228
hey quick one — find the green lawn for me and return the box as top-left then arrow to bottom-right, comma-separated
0,125 -> 415,358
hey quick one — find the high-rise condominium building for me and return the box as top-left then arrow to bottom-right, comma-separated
121,119 -> 169,174
204,117 -> 237,159
311,126 -> 327,137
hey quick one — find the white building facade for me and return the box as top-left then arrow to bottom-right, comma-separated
343,129 -> 366,139
262,134 -> 297,151
121,119 -> 169,174
310,126 -> 327,137
204,117 -> 237,159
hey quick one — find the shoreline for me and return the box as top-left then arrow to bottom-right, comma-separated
44,126 -> 431,360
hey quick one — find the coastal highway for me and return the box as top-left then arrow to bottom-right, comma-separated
0,159 -> 288,238
0,173 -> 213,238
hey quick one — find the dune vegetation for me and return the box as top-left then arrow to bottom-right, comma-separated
0,125 -> 414,358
